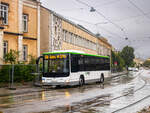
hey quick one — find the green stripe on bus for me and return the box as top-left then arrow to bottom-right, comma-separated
43,52 -> 109,58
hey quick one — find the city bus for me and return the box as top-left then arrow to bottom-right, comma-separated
36,50 -> 110,86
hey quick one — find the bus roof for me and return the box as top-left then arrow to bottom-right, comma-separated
43,51 -> 109,58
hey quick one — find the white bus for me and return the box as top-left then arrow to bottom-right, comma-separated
37,50 -> 110,86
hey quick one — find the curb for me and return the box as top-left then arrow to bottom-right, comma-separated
0,89 -> 46,98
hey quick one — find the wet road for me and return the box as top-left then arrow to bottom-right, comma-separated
0,69 -> 150,113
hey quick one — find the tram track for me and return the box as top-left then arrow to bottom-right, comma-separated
111,72 -> 150,113
65,71 -> 149,113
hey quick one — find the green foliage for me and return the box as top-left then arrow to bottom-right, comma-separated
0,65 -> 36,83
111,46 -> 135,72
117,53 -> 125,71
111,50 -> 116,67
28,55 -> 36,64
121,46 -> 135,67
0,50 -> 37,83
13,65 -> 36,82
4,49 -> 19,64
111,51 -> 125,72
0,65 -> 10,83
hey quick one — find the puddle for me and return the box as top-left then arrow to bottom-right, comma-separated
32,94 -> 111,113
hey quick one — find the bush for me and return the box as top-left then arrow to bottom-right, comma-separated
0,65 -> 36,83
0,65 -> 10,83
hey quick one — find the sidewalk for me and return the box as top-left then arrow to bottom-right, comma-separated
0,71 -> 128,97
0,83 -> 44,97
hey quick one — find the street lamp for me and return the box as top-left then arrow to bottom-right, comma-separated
125,37 -> 128,40
90,7 -> 96,12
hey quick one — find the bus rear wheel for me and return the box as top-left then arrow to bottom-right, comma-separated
79,76 -> 84,86
100,74 -> 104,83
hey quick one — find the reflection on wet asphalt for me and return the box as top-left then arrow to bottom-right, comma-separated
1,71 -> 148,113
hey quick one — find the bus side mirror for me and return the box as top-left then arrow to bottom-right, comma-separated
36,56 -> 43,65
36,56 -> 43,73
36,59 -> 39,65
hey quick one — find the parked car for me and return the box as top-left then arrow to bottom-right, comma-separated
128,67 -> 139,72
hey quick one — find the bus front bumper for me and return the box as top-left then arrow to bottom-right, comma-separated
42,81 -> 69,86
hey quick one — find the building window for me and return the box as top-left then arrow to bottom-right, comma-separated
70,33 -> 74,44
55,26 -> 57,35
23,14 -> 28,32
23,45 -> 28,61
0,3 -> 8,25
68,32 -> 71,43
3,41 -> 8,57
74,35 -> 77,45
63,30 -> 67,42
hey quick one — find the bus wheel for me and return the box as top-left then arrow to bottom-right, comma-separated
100,74 -> 104,83
79,76 -> 84,86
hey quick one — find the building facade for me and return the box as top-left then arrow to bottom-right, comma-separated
0,0 -> 40,64
134,58 -> 144,66
40,6 -> 112,56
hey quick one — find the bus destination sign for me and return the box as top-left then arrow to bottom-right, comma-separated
44,55 -> 67,60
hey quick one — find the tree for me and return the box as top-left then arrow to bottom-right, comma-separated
117,52 -> 125,71
111,50 -> 116,67
111,51 -> 125,72
4,49 -> 19,64
121,46 -> 135,67
28,55 -> 36,64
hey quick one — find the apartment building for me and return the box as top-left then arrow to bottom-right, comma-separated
0,0 -> 40,64
40,6 -> 112,56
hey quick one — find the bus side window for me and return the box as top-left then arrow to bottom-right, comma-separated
71,55 -> 78,72
78,56 -> 84,71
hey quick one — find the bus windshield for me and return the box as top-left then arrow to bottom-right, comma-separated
43,54 -> 69,77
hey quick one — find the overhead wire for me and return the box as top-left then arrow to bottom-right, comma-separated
74,0 -> 150,44
94,0 -> 121,8
127,0 -> 150,21
59,0 -> 122,13
64,16 -> 95,25
72,0 -> 150,24
75,0 -> 91,8
75,0 -> 127,37
95,24 -> 123,39
96,11 -> 150,25
95,10 -> 123,31
56,8 -> 84,12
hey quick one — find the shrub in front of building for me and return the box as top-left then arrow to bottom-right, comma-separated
0,64 -> 36,83
0,50 -> 36,83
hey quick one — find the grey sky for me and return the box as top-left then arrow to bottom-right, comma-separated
40,0 -> 150,59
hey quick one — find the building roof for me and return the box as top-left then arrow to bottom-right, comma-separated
41,6 -> 112,48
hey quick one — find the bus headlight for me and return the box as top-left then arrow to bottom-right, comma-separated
65,80 -> 70,83
42,77 -> 45,83
42,79 -> 45,83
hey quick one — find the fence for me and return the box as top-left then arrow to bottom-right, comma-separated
0,64 -> 37,89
